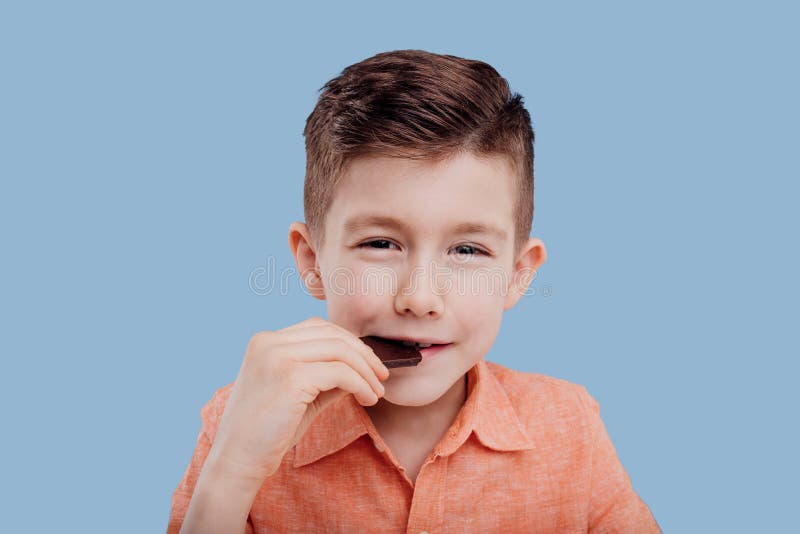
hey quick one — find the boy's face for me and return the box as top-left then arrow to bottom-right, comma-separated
290,151 -> 546,407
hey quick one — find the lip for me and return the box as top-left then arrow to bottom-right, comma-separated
373,335 -> 452,346
418,342 -> 453,361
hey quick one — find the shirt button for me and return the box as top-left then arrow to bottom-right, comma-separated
373,440 -> 384,452
420,531 -> 429,534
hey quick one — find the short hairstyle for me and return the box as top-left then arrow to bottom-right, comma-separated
302,49 -> 535,256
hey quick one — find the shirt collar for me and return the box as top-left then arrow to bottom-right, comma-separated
293,358 -> 534,468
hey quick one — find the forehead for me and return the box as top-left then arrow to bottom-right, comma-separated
327,151 -> 515,240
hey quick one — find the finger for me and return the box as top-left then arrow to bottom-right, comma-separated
291,337 -> 385,397
301,360 -> 379,406
279,338 -> 386,398
315,322 -> 392,379
273,323 -> 390,380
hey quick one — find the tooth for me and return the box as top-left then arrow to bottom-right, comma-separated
417,343 -> 432,348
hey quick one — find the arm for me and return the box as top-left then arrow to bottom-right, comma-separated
166,425 -> 259,534
167,317 -> 389,533
580,389 -> 662,533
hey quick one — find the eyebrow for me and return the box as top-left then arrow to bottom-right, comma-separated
343,214 -> 508,241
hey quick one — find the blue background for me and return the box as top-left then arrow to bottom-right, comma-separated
1,1 -> 797,532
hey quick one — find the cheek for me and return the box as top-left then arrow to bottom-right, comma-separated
457,292 -> 502,332
451,265 -> 511,304
324,264 -> 392,325
450,268 -> 506,337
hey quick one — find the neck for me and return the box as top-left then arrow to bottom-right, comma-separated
365,373 -> 468,438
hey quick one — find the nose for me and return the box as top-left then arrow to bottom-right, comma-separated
393,260 -> 446,318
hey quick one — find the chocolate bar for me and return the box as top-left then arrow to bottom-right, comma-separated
360,336 -> 422,368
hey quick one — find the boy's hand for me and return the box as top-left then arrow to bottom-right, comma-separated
204,317 -> 390,488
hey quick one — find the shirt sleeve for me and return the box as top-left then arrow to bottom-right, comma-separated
166,390 -> 255,534
578,388 -> 662,534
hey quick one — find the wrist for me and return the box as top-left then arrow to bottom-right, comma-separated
202,447 -> 275,497
180,454 -> 266,534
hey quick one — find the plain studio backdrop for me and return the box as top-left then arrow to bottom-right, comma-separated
1,1 -> 797,532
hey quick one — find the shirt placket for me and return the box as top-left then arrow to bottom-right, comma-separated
405,451 -> 448,534
405,417 -> 468,534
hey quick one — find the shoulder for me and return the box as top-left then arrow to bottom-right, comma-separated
197,380 -> 236,442
484,359 -> 600,425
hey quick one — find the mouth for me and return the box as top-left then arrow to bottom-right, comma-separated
374,336 -> 453,362
371,336 -> 453,351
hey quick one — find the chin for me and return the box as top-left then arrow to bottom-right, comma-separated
381,385 -> 448,407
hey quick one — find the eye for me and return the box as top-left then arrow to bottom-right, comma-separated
358,239 -> 400,251
452,244 -> 489,257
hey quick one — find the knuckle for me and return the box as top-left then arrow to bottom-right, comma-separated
318,335 -> 340,346
286,360 -> 301,379
245,335 -> 282,371
324,337 -> 351,357
319,322 -> 344,338
334,336 -> 352,350
321,320 -> 340,329
332,360 -> 349,374
248,331 -> 273,351
282,361 -> 303,386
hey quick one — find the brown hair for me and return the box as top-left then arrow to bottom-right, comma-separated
303,49 -> 535,256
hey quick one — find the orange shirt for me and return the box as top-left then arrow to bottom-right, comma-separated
168,358 -> 661,533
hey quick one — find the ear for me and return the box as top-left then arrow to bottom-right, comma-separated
503,237 -> 547,310
288,221 -> 326,300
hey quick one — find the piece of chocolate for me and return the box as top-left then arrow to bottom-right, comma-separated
360,336 -> 422,368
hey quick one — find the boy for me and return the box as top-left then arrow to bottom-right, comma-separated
168,49 -> 660,533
